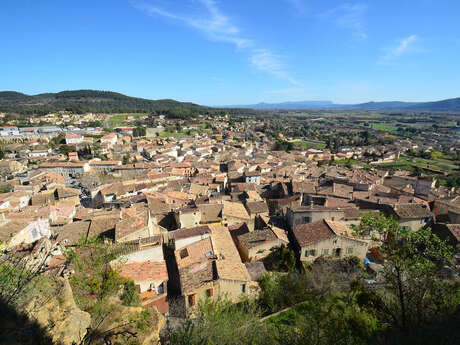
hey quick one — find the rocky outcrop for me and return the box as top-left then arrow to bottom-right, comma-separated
25,278 -> 91,345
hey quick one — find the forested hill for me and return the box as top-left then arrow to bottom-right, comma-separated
0,90 -> 245,117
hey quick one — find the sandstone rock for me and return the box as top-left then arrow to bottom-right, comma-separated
26,278 -> 91,345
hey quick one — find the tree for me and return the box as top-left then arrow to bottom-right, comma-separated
430,150 -> 442,160
121,281 -> 141,306
353,214 -> 458,335
272,246 -> 296,272
133,126 -> 146,137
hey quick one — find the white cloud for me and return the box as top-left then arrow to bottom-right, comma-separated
249,49 -> 300,85
134,0 -> 298,84
319,3 -> 368,39
379,35 -> 417,64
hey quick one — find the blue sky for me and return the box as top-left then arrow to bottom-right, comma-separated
1,0 -> 459,105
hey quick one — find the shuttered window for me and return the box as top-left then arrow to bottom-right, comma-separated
188,294 -> 196,306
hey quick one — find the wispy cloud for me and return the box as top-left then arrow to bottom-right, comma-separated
134,0 -> 298,84
379,35 -> 417,64
250,50 -> 300,85
319,3 -> 368,40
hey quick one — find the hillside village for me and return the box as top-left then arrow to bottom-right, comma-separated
0,110 -> 459,344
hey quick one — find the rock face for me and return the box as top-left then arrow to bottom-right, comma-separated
26,278 -> 91,345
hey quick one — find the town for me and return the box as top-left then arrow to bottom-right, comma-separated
0,106 -> 459,344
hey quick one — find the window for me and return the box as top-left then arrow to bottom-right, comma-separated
309,249 -> 317,256
207,288 -> 213,297
322,248 -> 329,255
30,228 -> 38,240
180,249 -> 189,259
302,216 -> 311,223
240,284 -> 246,293
156,283 -> 164,295
346,247 -> 354,254
188,294 -> 196,306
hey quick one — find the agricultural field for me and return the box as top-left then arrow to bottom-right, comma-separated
376,155 -> 459,174
158,131 -> 190,138
108,113 -> 146,128
291,139 -> 326,149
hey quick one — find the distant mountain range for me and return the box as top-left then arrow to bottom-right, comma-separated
227,97 -> 460,112
1,90 -> 460,114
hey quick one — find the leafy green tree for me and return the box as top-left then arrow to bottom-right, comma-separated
133,126 -> 146,137
353,214 -> 458,334
272,246 -> 296,272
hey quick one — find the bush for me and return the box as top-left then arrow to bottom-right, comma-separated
121,280 -> 141,306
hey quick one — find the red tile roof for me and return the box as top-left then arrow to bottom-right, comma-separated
292,220 -> 336,247
119,260 -> 168,282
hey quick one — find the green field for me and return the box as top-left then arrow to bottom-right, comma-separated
376,155 -> 458,174
108,113 -> 146,127
292,139 -> 326,149
361,122 -> 398,132
158,131 -> 190,138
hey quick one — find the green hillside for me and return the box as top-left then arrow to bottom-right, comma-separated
0,89 -> 248,117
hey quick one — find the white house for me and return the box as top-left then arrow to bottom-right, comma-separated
65,133 -> 84,145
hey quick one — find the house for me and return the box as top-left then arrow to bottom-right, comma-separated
28,150 -> 49,158
173,237 -> 216,315
244,201 -> 269,231
38,162 -> 90,178
198,203 -> 222,225
431,223 -> 460,252
171,162 -> 195,177
89,160 -> 122,173
54,221 -> 91,246
68,152 -> 79,161
0,126 -> 19,136
286,205 -> 345,229
55,187 -> 80,207
119,260 -> 168,312
173,225 -> 212,250
177,207 -> 201,228
115,206 -> 154,242
292,220 -> 368,263
414,176 -> 436,198
173,226 -> 256,316
383,203 -> 432,230
0,160 -> 25,176
100,133 -> 118,146
0,218 -> 51,248
244,171 -> 261,185
116,243 -> 168,313
65,132 -> 83,145
236,228 -> 288,262
222,201 -> 250,227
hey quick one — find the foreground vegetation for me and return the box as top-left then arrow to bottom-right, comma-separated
163,214 -> 460,345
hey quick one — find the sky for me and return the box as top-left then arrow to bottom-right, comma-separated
1,0 -> 460,105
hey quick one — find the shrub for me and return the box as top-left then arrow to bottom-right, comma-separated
121,280 -> 141,306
